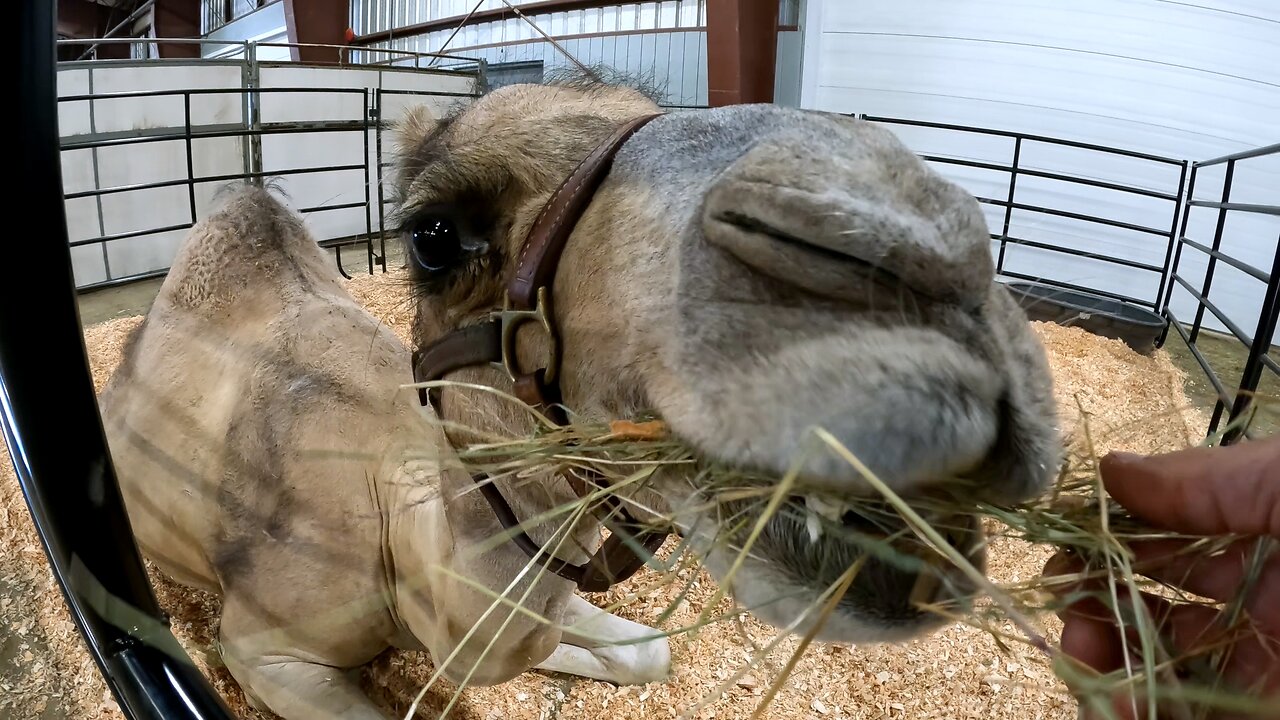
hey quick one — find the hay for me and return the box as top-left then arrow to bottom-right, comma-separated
346,270 -> 417,348
0,272 -> 1216,720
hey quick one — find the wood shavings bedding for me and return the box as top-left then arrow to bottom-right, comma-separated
0,272 -> 1208,719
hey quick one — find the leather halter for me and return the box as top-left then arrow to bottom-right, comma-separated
411,113 -> 669,593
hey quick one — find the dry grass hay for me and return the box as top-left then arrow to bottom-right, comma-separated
0,270 -> 1219,720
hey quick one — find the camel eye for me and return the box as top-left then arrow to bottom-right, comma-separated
409,216 -> 461,273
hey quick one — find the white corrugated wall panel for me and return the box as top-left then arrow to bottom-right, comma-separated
800,0 -> 1279,336
351,0 -> 713,34
56,69 -> 92,137
380,67 -> 477,122
91,64 -> 245,131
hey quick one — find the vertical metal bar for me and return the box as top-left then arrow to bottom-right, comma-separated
335,243 -> 352,279
184,92 -> 198,225
1222,233 -> 1280,445
363,87 -> 375,276
86,66 -> 112,284
1161,164 -> 1198,311
1189,159 -> 1236,344
236,44 -> 252,182
1208,398 -> 1228,437
374,88 -> 388,272
1154,160 -> 1189,311
1156,163 -> 1198,348
1162,166 -> 1198,351
997,136 -> 1022,274
246,43 -> 263,184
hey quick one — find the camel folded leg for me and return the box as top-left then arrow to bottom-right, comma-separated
219,604 -> 389,720
222,654 -> 388,720
534,594 -> 671,685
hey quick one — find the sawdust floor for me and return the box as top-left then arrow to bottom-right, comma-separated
2,270 -> 1209,720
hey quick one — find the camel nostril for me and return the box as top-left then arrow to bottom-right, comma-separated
701,151 -> 996,311
705,207 -> 920,306
953,391 -> 1044,505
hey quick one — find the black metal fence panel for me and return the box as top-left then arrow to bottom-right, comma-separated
1159,143 -> 1279,443
859,115 -> 1190,311
57,47 -> 484,292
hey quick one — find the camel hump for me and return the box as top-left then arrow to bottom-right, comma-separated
160,182 -> 342,314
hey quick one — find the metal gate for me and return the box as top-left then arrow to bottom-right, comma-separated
1159,143 -> 1280,443
57,39 -> 484,291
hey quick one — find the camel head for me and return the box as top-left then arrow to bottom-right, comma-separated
393,78 -> 1060,645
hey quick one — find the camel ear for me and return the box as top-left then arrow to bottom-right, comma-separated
393,104 -> 438,154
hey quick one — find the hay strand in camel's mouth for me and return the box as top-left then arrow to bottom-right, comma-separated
411,375 -> 1276,720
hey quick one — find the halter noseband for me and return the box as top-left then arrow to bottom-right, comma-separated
411,113 -> 668,593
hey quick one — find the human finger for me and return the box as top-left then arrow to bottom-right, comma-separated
1061,604 -> 1129,675
1069,601 -> 1273,720
1160,602 -> 1280,697
1128,538 -> 1280,624
1072,596 -> 1278,718
1099,438 -> 1280,537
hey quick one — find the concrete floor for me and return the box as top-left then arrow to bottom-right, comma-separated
77,275 -> 167,325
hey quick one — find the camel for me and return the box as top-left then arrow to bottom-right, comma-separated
97,78 -> 1061,720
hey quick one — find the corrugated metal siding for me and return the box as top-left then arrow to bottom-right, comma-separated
202,0 -> 281,35
353,0 -> 799,35
360,2 -> 716,105
468,31 -> 709,105
358,1 -> 708,44
801,0 -> 1279,337
353,1 -> 803,106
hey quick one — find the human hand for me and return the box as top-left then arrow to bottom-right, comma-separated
1044,436 -> 1280,720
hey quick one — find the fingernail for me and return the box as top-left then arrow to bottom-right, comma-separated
1104,451 -> 1145,465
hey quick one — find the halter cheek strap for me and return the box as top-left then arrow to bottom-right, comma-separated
411,113 -> 669,593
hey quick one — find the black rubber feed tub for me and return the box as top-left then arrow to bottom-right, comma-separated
1004,281 -> 1168,356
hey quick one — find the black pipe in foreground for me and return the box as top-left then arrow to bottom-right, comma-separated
4,3 -> 233,719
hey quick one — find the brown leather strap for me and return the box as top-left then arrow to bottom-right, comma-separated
410,112 -> 670,593
473,476 -> 590,584
578,519 -> 670,592
513,369 -> 567,426
411,320 -> 501,408
473,472 -> 667,593
508,113 -> 662,310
